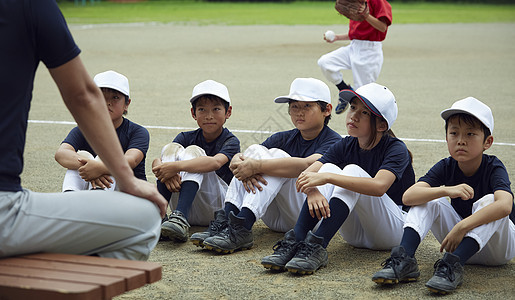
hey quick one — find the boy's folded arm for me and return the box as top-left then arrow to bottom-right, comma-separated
402,181 -> 449,206
257,154 -> 322,178
456,190 -> 513,234
124,148 -> 145,169
175,153 -> 229,174
55,143 -> 83,169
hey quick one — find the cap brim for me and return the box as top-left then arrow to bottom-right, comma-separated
441,108 -> 470,121
273,95 -> 330,104
339,90 -> 381,117
96,83 -> 129,97
190,93 -> 230,104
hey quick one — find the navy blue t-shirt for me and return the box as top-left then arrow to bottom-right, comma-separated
261,125 -> 341,158
319,135 -> 415,206
173,128 -> 240,185
63,118 -> 149,181
0,0 -> 81,191
419,154 -> 514,225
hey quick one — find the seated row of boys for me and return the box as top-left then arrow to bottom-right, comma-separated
55,70 -> 514,295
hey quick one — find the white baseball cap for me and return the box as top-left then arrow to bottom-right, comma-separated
93,70 -> 130,97
274,78 -> 331,104
190,80 -> 231,104
339,83 -> 398,129
440,97 -> 494,134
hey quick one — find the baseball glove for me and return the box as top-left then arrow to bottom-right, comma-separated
335,0 -> 369,22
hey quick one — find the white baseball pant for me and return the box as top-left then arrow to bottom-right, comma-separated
62,150 -> 117,192
161,143 -> 227,226
224,144 -> 306,233
404,195 -> 515,266
315,163 -> 406,250
0,189 -> 161,260
318,39 -> 383,89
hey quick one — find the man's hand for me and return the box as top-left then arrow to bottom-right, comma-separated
117,177 -> 168,218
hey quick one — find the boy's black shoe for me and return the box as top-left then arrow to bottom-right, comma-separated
161,210 -> 190,242
425,252 -> 464,294
285,231 -> 328,275
203,211 -> 253,254
335,87 -> 353,114
190,209 -> 228,247
261,229 -> 298,271
372,245 -> 420,284
159,214 -> 170,241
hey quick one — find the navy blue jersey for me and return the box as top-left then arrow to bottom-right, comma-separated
419,154 -> 514,224
0,0 -> 81,191
319,135 -> 415,206
261,125 -> 341,158
63,118 -> 149,180
173,128 -> 240,185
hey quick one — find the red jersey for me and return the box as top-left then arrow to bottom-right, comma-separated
348,0 -> 392,42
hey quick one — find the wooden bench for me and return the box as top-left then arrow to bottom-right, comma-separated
0,253 -> 162,300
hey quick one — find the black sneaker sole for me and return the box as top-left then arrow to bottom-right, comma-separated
372,276 -> 419,285
190,238 -> 204,247
426,282 -> 461,295
286,264 -> 326,275
262,263 -> 286,272
203,243 -> 253,254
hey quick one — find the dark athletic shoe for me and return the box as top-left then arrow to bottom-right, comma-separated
285,231 -> 328,275
161,210 -> 190,242
425,253 -> 464,294
261,229 -> 298,271
159,214 -> 170,241
372,246 -> 420,285
335,87 -> 353,114
203,211 -> 253,254
190,209 -> 228,247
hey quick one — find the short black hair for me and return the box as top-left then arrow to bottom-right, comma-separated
444,113 -> 491,142
191,94 -> 229,116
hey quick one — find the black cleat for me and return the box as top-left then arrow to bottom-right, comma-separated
425,252 -> 464,294
372,246 -> 420,285
261,229 -> 298,271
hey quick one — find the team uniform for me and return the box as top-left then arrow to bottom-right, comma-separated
61,118 -> 149,191
0,0 -> 161,260
157,127 -> 240,226
405,154 -> 515,265
313,134 -> 414,249
224,125 -> 341,232
318,0 -> 392,89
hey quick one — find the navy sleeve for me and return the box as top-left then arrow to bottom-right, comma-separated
127,124 -> 149,155
218,136 -> 240,162
318,138 -> 345,165
379,140 -> 410,181
30,0 -> 81,68
62,127 -> 94,154
418,159 -> 447,187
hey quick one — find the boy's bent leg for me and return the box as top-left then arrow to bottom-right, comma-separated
332,164 -> 405,250
62,169 -> 89,192
463,194 -> 515,266
0,190 -> 161,260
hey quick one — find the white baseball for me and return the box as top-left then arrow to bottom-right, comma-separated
324,30 -> 335,42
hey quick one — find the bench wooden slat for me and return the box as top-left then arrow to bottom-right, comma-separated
23,253 -> 162,283
0,265 -> 125,299
0,253 -> 162,300
0,274 -> 102,300
0,257 -> 147,290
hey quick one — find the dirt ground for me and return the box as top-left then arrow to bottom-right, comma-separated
25,23 -> 515,299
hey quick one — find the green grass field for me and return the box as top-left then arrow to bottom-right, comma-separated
59,1 -> 515,25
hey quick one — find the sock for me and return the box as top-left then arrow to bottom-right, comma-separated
314,198 -> 350,248
175,181 -> 199,217
336,80 -> 351,91
224,202 -> 240,217
294,199 -> 322,242
156,180 -> 172,203
452,237 -> 480,266
400,227 -> 421,258
237,207 -> 256,230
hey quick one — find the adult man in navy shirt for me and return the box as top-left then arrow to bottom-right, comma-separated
0,0 -> 166,260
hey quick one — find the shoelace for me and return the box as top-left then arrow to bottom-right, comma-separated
381,255 -> 403,277
208,219 -> 227,235
272,239 -> 296,255
433,259 -> 455,282
294,241 -> 317,259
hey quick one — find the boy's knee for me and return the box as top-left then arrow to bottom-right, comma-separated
473,194 -> 495,212
319,163 -> 342,174
243,144 -> 269,159
161,142 -> 184,160
77,150 -> 94,160
183,145 -> 206,159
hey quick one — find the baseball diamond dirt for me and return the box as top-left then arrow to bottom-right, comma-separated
25,23 -> 514,299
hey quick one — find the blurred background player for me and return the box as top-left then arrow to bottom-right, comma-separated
318,0 -> 392,114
